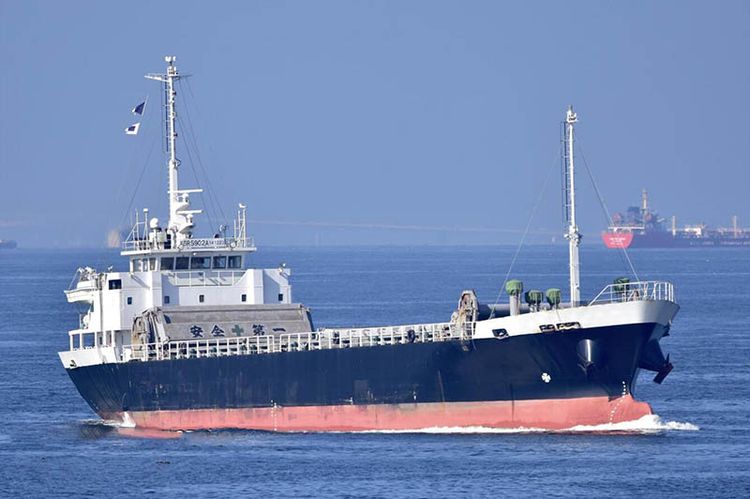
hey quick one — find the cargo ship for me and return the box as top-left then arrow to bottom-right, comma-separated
59,57 -> 678,432
602,190 -> 750,248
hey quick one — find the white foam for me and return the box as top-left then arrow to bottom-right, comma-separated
351,414 -> 699,435
565,414 -> 699,433
93,413 -> 135,429
119,412 -> 136,428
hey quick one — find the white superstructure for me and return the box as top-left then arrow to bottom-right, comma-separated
62,56 -> 291,367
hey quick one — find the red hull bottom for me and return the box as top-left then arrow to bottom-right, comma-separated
117,395 -> 652,432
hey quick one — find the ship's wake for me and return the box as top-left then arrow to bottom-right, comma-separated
356,415 -> 699,435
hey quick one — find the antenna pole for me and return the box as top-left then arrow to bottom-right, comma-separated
564,106 -> 581,306
165,57 -> 179,229
146,56 -> 202,244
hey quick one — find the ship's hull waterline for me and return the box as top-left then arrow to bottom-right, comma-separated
67,323 -> 663,431
112,396 -> 651,432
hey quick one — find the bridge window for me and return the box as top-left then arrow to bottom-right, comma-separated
228,255 -> 242,269
213,256 -> 227,269
175,257 -> 190,270
161,257 -> 174,270
191,257 -> 210,269
108,279 -> 122,290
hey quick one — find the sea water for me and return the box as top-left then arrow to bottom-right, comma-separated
0,246 -> 748,498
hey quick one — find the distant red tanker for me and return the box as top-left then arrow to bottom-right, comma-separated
602,190 -> 750,249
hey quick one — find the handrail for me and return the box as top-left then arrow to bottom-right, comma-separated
166,270 -> 245,287
588,280 -> 675,306
120,321 -> 474,363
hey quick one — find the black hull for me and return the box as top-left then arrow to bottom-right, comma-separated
67,323 -> 663,419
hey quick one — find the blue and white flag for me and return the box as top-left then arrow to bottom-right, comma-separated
125,122 -> 141,135
131,101 -> 146,115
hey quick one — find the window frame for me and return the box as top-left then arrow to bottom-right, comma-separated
190,256 -> 211,270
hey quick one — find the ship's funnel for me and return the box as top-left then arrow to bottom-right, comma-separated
506,280 -> 523,316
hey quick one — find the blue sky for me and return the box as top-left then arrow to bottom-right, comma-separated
1,1 -> 748,247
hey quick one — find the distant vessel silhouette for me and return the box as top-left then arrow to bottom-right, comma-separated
602,190 -> 750,248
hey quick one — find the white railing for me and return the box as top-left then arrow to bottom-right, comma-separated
166,270 -> 245,287
588,280 -> 675,306
122,321 -> 473,362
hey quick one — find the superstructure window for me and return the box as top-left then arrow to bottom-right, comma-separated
241,294 -> 247,302
149,258 -> 156,271
161,258 -> 174,270
213,256 -> 227,269
108,279 -> 122,290
164,295 -> 170,304
191,257 -> 210,270
199,294 -> 205,303
228,256 -> 242,269
278,293 -> 284,302
175,257 -> 190,270
127,297 -> 133,305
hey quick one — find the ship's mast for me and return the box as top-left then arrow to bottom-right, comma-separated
145,56 -> 202,245
563,106 -> 581,306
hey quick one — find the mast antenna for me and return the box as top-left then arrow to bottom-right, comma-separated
563,106 -> 581,306
145,56 -> 202,245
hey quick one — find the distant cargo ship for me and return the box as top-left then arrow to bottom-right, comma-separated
602,190 -> 750,249
0,240 -> 18,249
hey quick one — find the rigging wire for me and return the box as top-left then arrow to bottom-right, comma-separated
119,134 -> 160,229
490,152 -> 559,316
577,143 -> 640,281
175,114 -> 219,234
94,98 -> 157,271
178,78 -> 229,226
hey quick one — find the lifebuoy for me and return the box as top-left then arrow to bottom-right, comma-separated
229,240 -> 237,249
